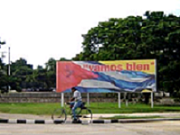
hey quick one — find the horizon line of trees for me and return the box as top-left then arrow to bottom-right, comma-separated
0,57 -> 70,93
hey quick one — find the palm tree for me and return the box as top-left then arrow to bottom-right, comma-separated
0,38 -> 6,48
45,58 -> 56,71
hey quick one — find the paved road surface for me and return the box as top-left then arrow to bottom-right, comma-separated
0,121 -> 180,135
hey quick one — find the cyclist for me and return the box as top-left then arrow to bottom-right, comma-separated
69,87 -> 83,123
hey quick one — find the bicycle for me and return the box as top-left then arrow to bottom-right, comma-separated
51,102 -> 93,123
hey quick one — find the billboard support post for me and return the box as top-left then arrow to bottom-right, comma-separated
151,91 -> 154,108
61,93 -> 64,107
126,99 -> 128,107
87,93 -> 90,106
118,92 -> 121,108
125,92 -> 128,107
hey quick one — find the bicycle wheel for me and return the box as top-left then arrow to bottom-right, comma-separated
77,108 -> 92,121
51,108 -> 67,122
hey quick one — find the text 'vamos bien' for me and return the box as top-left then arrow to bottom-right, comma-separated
83,62 -> 154,72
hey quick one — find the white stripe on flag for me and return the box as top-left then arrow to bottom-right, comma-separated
78,80 -> 120,90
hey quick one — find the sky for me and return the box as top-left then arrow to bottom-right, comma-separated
0,0 -> 180,69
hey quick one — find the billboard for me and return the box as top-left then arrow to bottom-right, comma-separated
56,59 -> 156,93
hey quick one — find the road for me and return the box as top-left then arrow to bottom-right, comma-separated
0,121 -> 180,135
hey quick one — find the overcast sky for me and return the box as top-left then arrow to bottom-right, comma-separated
0,0 -> 180,68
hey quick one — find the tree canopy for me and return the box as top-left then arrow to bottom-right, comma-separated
73,11 -> 180,96
0,57 -> 71,93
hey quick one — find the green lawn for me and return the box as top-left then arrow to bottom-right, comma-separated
0,102 -> 180,115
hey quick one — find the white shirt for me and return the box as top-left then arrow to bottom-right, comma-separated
73,90 -> 82,101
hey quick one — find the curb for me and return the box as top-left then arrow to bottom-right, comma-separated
0,119 -> 64,124
0,118 -> 180,124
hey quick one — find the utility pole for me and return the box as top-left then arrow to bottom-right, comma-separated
8,47 -> 11,92
8,47 -> 10,76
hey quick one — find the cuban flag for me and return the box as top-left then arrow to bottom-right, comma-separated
56,61 -> 156,93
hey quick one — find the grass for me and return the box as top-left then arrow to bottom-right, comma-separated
0,102 -> 180,115
89,102 -> 180,113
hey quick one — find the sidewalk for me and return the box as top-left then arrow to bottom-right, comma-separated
92,112 -> 180,119
1,112 -> 180,120
1,112 -> 180,124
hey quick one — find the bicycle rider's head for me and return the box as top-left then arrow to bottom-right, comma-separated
71,87 -> 77,93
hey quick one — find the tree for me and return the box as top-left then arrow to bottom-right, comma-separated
1,56 -> 60,92
0,58 -> 8,93
59,57 -> 71,61
10,58 -> 33,91
0,38 -> 6,48
31,58 -> 57,90
45,58 -> 56,88
0,37 -> 7,92
73,11 -> 180,97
